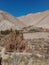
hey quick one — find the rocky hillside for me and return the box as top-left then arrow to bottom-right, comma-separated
0,10 -> 26,31
18,10 -> 49,28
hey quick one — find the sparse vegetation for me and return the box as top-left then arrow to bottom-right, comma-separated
1,29 -> 11,35
0,23 -> 49,65
29,29 -> 40,32
1,53 -> 48,65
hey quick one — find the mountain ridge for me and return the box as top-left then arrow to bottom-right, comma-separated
0,10 -> 26,31
18,10 -> 49,28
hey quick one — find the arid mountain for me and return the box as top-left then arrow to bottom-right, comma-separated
18,10 -> 49,28
0,10 -> 49,31
0,10 -> 49,65
0,10 -> 26,31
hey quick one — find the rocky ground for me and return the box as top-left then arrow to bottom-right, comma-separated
0,30 -> 49,65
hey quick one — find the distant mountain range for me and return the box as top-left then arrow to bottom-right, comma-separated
18,10 -> 49,28
0,10 -> 49,31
